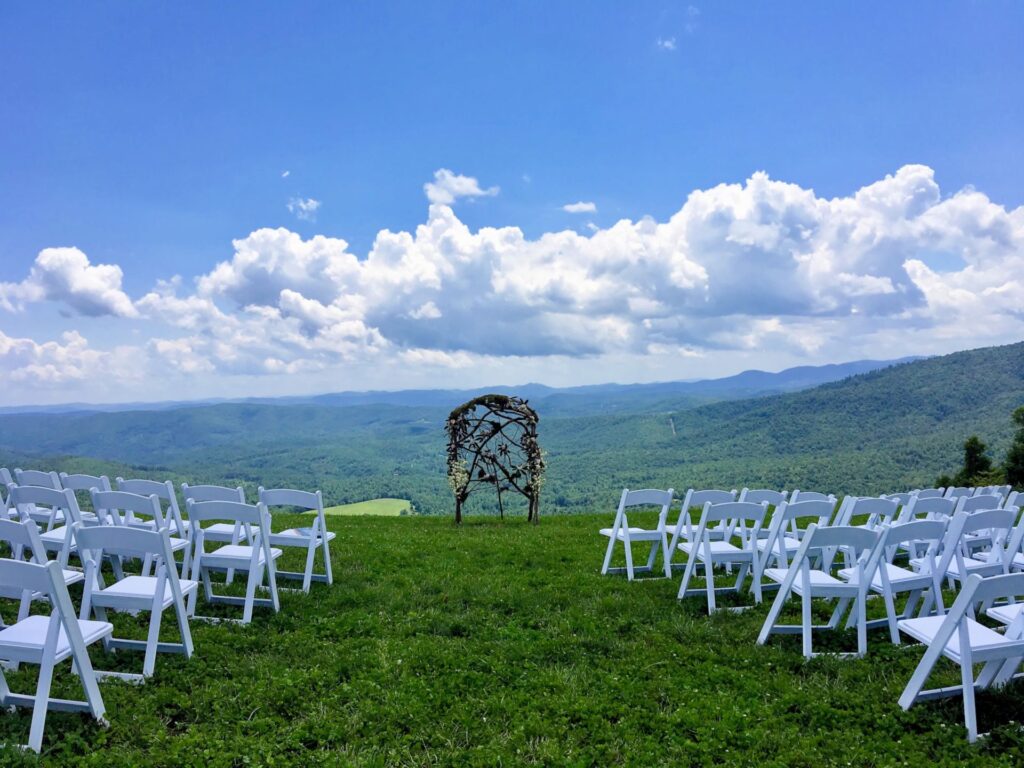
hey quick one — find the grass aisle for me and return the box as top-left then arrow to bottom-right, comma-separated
2,513 -> 1023,766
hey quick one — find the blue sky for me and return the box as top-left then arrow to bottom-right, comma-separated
1,2 -> 1023,405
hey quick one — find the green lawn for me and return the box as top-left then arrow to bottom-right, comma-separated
2,512 -> 1023,766
319,498 -> 411,516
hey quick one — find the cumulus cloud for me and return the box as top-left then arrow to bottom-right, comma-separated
5,164 -> 1024,400
0,329 -> 139,385
656,37 -> 677,51
423,169 -> 499,205
562,201 -> 597,214
0,247 -> 137,317
287,197 -> 321,221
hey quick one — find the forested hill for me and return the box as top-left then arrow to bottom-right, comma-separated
0,342 -> 1021,515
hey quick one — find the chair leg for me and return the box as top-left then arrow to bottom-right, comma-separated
660,534 -> 671,578
705,557 -> 717,613
302,541 -> 316,593
802,590 -> 813,658
143,608 -> 164,678
242,563 -> 263,624
961,654 -> 978,742
321,536 -> 333,585
857,592 -> 867,656
884,588 -> 900,645
28,653 -> 57,753
600,534 -> 616,576
757,577 -> 794,645
623,540 -> 635,581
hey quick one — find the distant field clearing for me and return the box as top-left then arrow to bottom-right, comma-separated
318,498 -> 412,516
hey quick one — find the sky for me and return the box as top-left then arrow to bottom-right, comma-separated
1,2 -> 1023,406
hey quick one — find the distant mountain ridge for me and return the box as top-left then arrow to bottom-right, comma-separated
0,356 -> 916,417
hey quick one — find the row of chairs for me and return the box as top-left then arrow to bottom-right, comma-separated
0,466 -> 337,753
600,484 -> 1024,743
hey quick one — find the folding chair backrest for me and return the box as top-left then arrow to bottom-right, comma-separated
698,500 -> 768,526
0,557 -> 86,652
0,520 -> 54,599
1009,491 -> 1024,511
804,523 -> 879,568
182,483 -> 246,503
880,519 -> 948,550
686,489 -> 736,509
74,522 -> 176,562
0,468 -> 12,486
935,510 -> 1017,576
944,486 -> 973,499
761,499 -> 834,566
838,497 -> 899,528
91,490 -> 164,528
900,496 -> 957,522
13,469 -> 62,490
738,489 -> 787,506
117,478 -> 186,535
914,488 -> 945,499
259,487 -> 320,511
613,488 -> 674,530
60,473 -> 112,493
789,489 -> 832,503
186,499 -> 268,527
884,492 -> 914,506
957,494 -> 1002,514
8,485 -> 83,526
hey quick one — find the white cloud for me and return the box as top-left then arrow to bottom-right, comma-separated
423,169 -> 499,205
287,197 -> 321,221
281,170 -> 290,178
562,201 -> 597,214
5,164 -> 1024,403
0,247 -> 137,317
657,37 -> 677,51
0,329 -> 139,385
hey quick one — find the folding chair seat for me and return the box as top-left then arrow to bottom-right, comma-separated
75,523 -> 196,681
0,519 -> 84,626
667,489 -> 736,555
187,499 -> 281,624
754,498 -> 835,570
757,524 -> 881,658
91,490 -> 192,579
0,558 -> 111,752
600,488 -> 674,580
899,572 -> 1024,742
676,500 -> 768,612
839,519 -> 948,644
259,487 -> 335,592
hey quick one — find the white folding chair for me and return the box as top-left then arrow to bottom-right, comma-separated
75,523 -> 197,681
600,488 -> 673,581
899,572 -> 1024,742
0,558 -> 112,753
11,469 -> 65,531
757,524 -> 881,658
91,490 -> 192,580
187,499 -> 281,624
667,488 -> 737,554
7,485 -> 87,567
59,472 -> 112,524
755,498 -> 835,570
258,487 -> 336,592
182,484 -> 250,585
912,509 -> 1016,593
840,519 -> 948,644
676,500 -> 768,612
0,519 -> 84,627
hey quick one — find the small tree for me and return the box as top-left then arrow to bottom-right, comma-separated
1005,406 -> 1024,489
957,435 -> 993,484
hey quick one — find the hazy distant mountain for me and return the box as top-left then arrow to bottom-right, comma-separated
0,356 -> 916,417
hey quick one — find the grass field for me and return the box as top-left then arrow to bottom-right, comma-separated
319,498 -> 412,516
2,512 -> 1023,766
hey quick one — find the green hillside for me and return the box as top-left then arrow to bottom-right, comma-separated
1,342 -> 1021,514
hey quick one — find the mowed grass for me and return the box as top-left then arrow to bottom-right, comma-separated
3,512 -> 1024,767
320,498 -> 411,516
